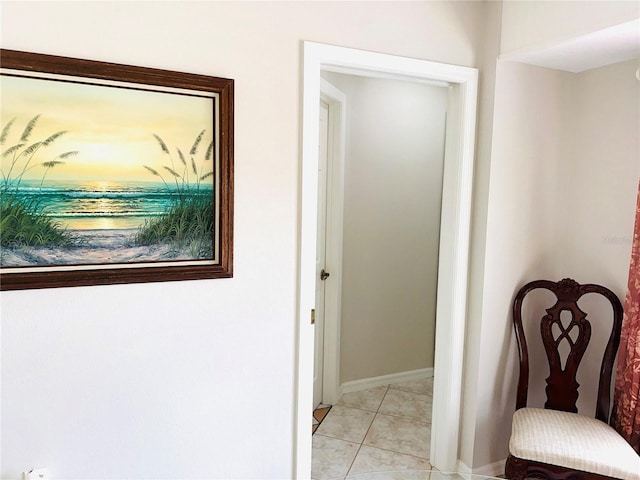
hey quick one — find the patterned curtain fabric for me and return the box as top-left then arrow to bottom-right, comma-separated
612,181 -> 640,453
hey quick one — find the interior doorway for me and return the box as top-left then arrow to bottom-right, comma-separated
296,42 -> 478,479
314,72 -> 447,409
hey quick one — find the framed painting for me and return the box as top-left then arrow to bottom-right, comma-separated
0,49 -> 233,290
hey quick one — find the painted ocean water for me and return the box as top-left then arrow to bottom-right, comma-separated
7,179 -> 214,230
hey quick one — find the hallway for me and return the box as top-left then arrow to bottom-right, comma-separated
312,375 -> 433,479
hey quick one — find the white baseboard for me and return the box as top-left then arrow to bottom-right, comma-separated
458,459 -> 506,478
474,459 -> 506,477
340,367 -> 433,394
457,460 -> 472,477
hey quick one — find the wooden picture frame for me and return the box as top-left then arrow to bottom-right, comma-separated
0,49 -> 233,290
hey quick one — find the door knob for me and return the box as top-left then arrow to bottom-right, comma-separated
320,269 -> 330,281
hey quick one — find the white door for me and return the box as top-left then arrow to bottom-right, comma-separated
313,101 -> 330,408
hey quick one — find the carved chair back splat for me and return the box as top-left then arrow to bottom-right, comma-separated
512,278 -> 623,422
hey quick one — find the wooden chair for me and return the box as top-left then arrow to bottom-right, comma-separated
505,278 -> 640,480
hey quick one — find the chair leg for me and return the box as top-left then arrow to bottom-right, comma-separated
505,454 -> 528,480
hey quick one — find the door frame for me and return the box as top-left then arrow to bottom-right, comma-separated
295,41 -> 478,478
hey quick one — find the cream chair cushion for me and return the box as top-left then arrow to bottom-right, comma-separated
510,407 -> 640,480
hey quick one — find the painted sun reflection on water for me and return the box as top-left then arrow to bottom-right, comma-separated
27,179 -> 173,231
65,216 -> 143,231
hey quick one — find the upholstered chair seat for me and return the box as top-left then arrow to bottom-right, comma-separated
509,407 -> 640,480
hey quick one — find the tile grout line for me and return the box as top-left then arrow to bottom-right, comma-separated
344,384 -> 392,478
337,388 -> 432,415
352,443 -> 432,463
313,380 -> 435,479
379,382 -> 433,427
373,411 -> 432,425
371,385 -> 433,466
357,383 -> 434,473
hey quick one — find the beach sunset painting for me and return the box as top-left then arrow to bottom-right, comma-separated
0,71 -> 218,271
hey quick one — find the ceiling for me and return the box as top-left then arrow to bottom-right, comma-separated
500,19 -> 640,73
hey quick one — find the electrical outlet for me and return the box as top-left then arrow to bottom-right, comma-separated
23,468 -> 48,480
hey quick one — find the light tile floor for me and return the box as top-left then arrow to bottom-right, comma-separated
312,375 -> 434,480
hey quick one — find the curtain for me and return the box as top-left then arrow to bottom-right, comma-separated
612,181 -> 640,453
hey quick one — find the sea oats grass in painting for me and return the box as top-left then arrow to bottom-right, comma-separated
0,49 -> 233,289
134,131 -> 215,258
0,115 -> 78,251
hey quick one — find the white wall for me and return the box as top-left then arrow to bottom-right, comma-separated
472,61 -> 572,466
560,58 -> 640,293
462,0 -> 640,469
471,56 -> 640,468
459,0 -> 503,469
0,2 -> 490,478
500,0 -> 640,55
559,59 -> 640,414
322,73 -> 447,383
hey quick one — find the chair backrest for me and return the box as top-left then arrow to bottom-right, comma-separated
513,278 -> 623,423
